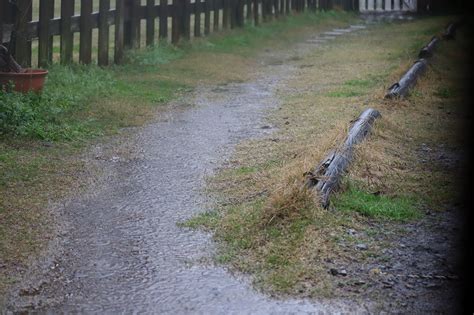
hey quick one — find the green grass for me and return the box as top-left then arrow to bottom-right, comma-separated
333,184 -> 420,221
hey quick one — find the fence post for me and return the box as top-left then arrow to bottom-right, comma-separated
146,0 -> 155,46
60,0 -> 74,64
172,0 -> 181,44
98,0 -> 110,66
0,0 -> 4,45
159,0 -> 168,39
195,0 -> 201,37
181,0 -> 190,40
204,0 -> 211,35
124,0 -> 139,48
115,0 -> 125,64
213,0 -> 220,31
238,0 -> 245,26
12,0 -> 31,67
223,0 -> 229,29
246,0 -> 252,19
79,0 -> 92,64
38,0 -> 53,67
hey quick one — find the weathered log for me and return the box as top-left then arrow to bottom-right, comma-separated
443,22 -> 457,40
418,36 -> 439,58
385,59 -> 427,99
0,44 -> 22,73
305,108 -> 381,208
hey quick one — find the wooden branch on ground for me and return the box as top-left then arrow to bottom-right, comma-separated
418,36 -> 439,58
305,108 -> 381,208
443,22 -> 457,40
0,44 -> 23,73
385,59 -> 427,99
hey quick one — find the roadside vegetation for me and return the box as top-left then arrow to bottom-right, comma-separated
185,15 -> 467,301
0,10 -> 356,303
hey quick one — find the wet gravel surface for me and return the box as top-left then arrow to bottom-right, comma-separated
5,24 -> 374,314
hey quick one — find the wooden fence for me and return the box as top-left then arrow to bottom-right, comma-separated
0,0 -> 358,68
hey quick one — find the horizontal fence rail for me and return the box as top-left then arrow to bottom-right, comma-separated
359,0 -> 417,12
1,0 -> 358,68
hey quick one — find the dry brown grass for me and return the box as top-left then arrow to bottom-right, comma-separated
198,14 -> 467,298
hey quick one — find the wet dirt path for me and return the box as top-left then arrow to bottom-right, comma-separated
9,24 -> 373,314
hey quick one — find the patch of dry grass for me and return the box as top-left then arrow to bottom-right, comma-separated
192,15 -> 467,299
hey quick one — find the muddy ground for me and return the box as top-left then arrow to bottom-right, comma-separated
2,15 -> 469,314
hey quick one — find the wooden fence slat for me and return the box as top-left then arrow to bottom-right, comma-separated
246,0 -> 251,19
274,0 -> 279,17
237,0 -> 244,26
13,0 -> 31,67
204,0 -> 211,35
172,0 -> 181,43
98,0 -> 110,66
213,0 -> 219,31
146,0 -> 155,46
253,0 -> 259,25
124,0 -> 139,48
182,0 -> 190,40
60,0 -> 74,64
194,0 -> 201,37
115,0 -> 125,63
38,0 -> 53,67
159,0 -> 168,39
79,0 -> 92,64
0,0 -> 4,44
230,0 -> 236,28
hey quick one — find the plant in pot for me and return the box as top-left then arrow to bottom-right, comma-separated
0,1 -> 48,93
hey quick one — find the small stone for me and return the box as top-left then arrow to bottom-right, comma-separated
356,243 -> 368,251
260,125 -> 272,129
347,229 -> 357,236
329,268 -> 347,276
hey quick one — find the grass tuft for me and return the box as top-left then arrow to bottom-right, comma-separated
333,183 -> 420,221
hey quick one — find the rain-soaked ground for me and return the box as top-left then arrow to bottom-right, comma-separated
5,22 -> 379,314
5,14 -> 466,314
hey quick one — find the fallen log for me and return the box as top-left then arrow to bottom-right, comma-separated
305,108 -> 381,208
418,36 -> 439,58
443,22 -> 457,40
385,59 -> 427,99
0,44 -> 22,73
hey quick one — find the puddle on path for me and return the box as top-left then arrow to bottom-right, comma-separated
7,24 -> 372,314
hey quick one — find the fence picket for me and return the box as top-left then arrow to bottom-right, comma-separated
5,0 -> 359,67
38,0 -> 53,67
115,0 -> 125,63
159,0 -> 168,39
98,0 -> 110,66
146,0 -> 156,46
60,0 -> 74,64
79,0 -> 93,64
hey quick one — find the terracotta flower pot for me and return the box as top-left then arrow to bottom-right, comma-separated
0,69 -> 48,93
